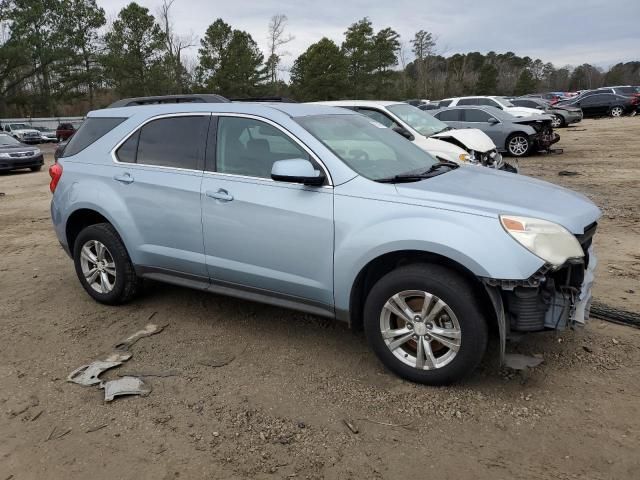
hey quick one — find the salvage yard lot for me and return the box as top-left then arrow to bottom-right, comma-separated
1,118 -> 639,479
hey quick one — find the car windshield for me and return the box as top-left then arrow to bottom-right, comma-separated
386,103 -> 449,136
0,134 -> 21,146
297,114 -> 439,181
9,123 -> 30,129
496,97 -> 515,107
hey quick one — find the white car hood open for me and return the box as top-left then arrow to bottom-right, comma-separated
505,106 -> 545,118
431,128 -> 496,153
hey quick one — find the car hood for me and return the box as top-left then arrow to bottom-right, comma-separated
511,113 -> 554,124
394,166 -> 601,233
431,128 -> 496,152
413,136 -> 468,162
0,144 -> 39,153
505,106 -> 546,117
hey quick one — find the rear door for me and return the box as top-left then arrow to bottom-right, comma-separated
200,114 -> 334,313
111,113 -> 210,279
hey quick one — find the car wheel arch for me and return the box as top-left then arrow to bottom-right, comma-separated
65,208 -> 127,255
346,250 -> 497,335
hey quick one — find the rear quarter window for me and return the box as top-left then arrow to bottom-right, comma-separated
62,117 -> 125,157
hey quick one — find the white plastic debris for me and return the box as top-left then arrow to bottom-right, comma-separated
573,246 -> 598,325
102,377 -> 151,402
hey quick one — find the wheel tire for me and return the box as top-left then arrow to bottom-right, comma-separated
550,114 -> 564,128
30,166 -> 42,172
610,106 -> 624,117
73,223 -> 141,305
506,133 -> 531,157
363,263 -> 488,385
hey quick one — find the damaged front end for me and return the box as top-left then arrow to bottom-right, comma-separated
516,117 -> 560,153
484,222 -> 597,361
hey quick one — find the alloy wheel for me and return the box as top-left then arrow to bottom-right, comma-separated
508,136 -> 529,156
551,115 -> 562,128
611,106 -> 623,117
80,240 -> 116,294
379,290 -> 461,370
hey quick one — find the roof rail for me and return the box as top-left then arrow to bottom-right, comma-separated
108,94 -> 230,108
229,96 -> 298,103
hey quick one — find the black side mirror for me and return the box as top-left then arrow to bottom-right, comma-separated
271,159 -> 325,186
392,126 -> 414,141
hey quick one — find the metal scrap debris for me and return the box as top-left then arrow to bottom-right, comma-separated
103,377 -> 151,402
67,352 -> 132,386
343,419 -> 359,434
67,322 -> 166,401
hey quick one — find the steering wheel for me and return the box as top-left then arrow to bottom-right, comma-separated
350,149 -> 370,162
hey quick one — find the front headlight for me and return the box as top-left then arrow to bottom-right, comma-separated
33,148 -> 41,156
458,153 -> 471,163
500,215 -> 583,267
0,152 -> 11,158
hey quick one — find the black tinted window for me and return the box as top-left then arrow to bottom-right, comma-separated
464,109 -> 493,122
435,109 -> 461,121
216,117 -> 310,179
439,100 -> 452,107
137,116 -> 208,170
116,130 -> 139,163
62,117 -> 125,157
513,99 -> 536,108
457,98 -> 476,106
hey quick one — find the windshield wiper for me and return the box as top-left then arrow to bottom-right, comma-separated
375,160 -> 459,183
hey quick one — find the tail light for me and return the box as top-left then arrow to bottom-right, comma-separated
49,163 -> 63,193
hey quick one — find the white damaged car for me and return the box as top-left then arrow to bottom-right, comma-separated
313,100 -> 516,172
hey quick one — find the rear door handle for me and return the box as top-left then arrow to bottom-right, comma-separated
114,173 -> 134,184
206,189 -> 233,202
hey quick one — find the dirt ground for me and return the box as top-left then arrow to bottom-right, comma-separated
1,117 -> 639,480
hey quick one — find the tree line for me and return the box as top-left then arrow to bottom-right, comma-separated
1,0 -> 638,117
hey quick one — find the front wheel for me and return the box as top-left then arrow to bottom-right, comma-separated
506,134 -> 531,157
363,264 -> 488,385
550,114 -> 564,128
73,223 -> 141,305
610,106 -> 624,117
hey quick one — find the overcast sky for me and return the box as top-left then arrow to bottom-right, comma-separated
97,0 -> 639,72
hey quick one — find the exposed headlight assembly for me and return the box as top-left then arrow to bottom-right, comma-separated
500,215 -> 584,267
458,153 -> 471,163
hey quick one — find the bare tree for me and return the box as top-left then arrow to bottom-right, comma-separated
411,30 -> 436,98
266,14 -> 294,84
158,0 -> 196,93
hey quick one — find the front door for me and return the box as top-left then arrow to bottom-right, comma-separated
201,115 -> 334,312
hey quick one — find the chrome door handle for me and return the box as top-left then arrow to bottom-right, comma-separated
114,173 -> 134,184
206,189 -> 233,202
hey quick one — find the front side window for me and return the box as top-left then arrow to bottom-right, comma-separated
386,103 -> 449,136
134,116 -> 208,169
62,117 -> 126,157
215,117 -> 310,179
457,98 -> 476,106
477,98 -> 501,108
297,114 -> 438,181
464,109 -> 493,123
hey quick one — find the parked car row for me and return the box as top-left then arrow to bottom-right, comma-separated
0,121 -> 79,144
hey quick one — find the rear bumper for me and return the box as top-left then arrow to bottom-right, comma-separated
0,154 -> 44,171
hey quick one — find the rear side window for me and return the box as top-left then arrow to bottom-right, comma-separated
438,100 -> 452,107
435,109 -> 461,121
131,116 -> 209,170
457,98 -> 476,106
62,118 -> 125,157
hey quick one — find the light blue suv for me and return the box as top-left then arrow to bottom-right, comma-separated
50,96 -> 601,384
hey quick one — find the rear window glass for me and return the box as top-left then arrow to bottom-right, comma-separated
62,117 -> 125,157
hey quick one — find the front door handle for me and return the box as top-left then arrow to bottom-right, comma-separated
114,173 -> 134,184
206,189 -> 233,202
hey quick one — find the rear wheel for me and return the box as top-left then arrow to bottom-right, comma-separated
506,133 -> 531,157
73,223 -> 141,305
363,264 -> 488,385
610,106 -> 624,117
